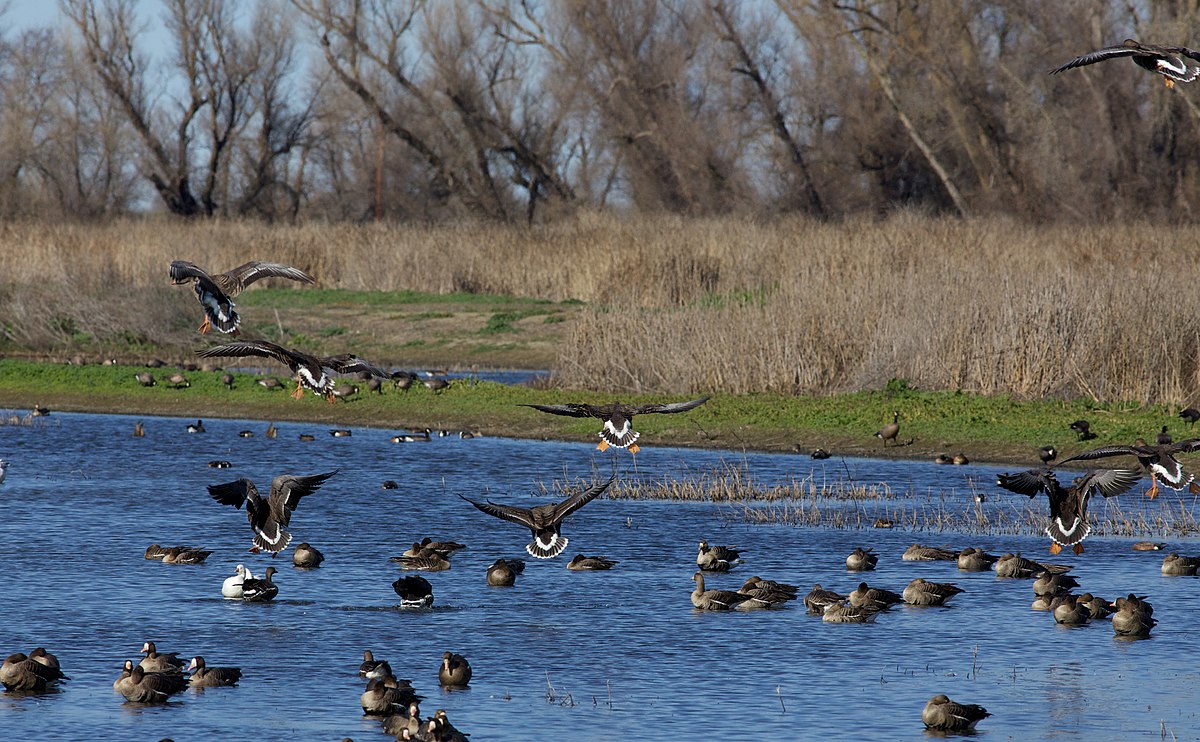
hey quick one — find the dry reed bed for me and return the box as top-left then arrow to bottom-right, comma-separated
610,463 -> 895,502
3,214 -> 1200,402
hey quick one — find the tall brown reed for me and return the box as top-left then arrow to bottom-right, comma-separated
3,213 -> 1199,403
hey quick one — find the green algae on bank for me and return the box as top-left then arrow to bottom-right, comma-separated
0,359 -> 1191,466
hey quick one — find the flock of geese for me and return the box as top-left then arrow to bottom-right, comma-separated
7,184 -> 1200,734
2,259 -> 716,740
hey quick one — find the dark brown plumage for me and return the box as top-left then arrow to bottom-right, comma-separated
520,398 -> 709,453
460,476 -> 613,559
197,340 -> 386,403
1055,440 -> 1200,500
996,467 -> 1143,554
170,259 -> 314,335
207,470 -> 337,554
1050,39 -> 1200,88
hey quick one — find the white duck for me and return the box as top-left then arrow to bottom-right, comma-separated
221,564 -> 253,599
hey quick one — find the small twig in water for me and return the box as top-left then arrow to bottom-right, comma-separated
776,685 -> 786,713
971,644 -> 979,680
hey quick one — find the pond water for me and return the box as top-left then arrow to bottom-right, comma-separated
1,412 -> 1198,740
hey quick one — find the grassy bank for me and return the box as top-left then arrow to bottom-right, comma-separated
2,359 -> 1193,467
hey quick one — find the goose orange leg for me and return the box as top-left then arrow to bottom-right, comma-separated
596,440 -> 610,452
1049,542 -> 1063,555
1146,478 -> 1159,500
628,444 -> 641,455
198,317 -> 212,334
1072,543 -> 1085,555
291,381 -> 305,400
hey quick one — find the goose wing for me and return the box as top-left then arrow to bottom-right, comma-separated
996,468 -> 1057,498
219,261 -> 315,295
629,396 -> 710,415
1165,439 -> 1200,454
1050,41 -> 1160,74
196,339 -> 295,366
459,495 -> 536,529
1055,445 -> 1142,466
169,260 -> 216,285
321,354 -> 388,378
1076,468 -> 1143,498
268,471 -> 338,526
519,402 -> 602,419
207,478 -> 257,509
546,475 -> 615,522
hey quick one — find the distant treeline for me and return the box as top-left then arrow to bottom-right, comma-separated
1,1 -> 1198,223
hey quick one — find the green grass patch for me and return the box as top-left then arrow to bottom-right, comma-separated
317,326 -> 347,337
0,358 -> 1188,466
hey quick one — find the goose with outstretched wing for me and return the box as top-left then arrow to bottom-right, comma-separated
996,467 -> 1142,554
521,397 -> 709,453
460,476 -> 614,558
196,340 -> 386,402
170,260 -> 314,334
1050,39 -> 1200,88
208,470 -> 338,554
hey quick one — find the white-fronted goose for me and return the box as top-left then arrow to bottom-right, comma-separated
1111,594 -> 1156,637
167,373 -> 190,389
902,578 -> 964,606
417,537 -> 466,556
170,259 -> 315,335
439,652 -> 472,688
161,547 -> 212,564
392,575 -> 433,608
1055,439 -> 1200,500
520,397 -> 709,453
845,547 -> 878,571
144,544 -> 170,560
1,652 -> 68,691
486,558 -> 525,586
1161,553 -> 1200,576
196,340 -> 387,403
696,540 -> 742,572
690,572 -> 751,611
116,664 -> 188,703
736,576 -> 799,608
208,470 -> 337,554
382,702 -> 423,738
1031,594 -> 1055,611
1032,571 -> 1080,597
922,694 -> 990,732
139,642 -> 184,673
361,676 -> 423,715
359,650 -> 388,678
186,656 -> 241,687
28,648 -> 60,672
222,564 -> 252,599
390,552 -> 452,571
996,468 -> 1142,553
803,584 -> 846,614
135,372 -> 156,387
460,476 -> 613,559
957,548 -> 999,572
292,542 -> 325,568
1050,39 -> 1200,88
821,601 -> 878,623
876,411 -> 900,446
241,566 -> 279,602
1053,595 -> 1089,626
566,554 -> 618,571
1078,593 -> 1113,620
848,582 -> 904,610
901,544 -> 958,561
993,553 -> 1072,578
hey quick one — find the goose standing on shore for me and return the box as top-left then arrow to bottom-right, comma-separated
170,260 -> 315,335
460,476 -> 613,559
